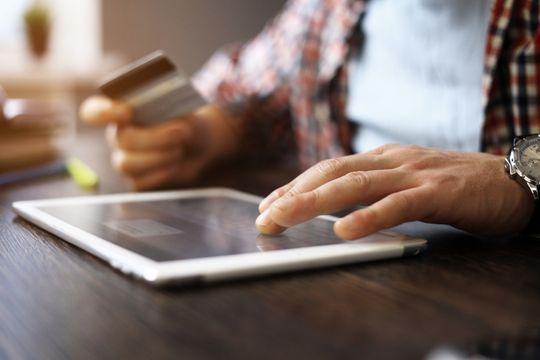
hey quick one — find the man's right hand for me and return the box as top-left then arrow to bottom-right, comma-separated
80,95 -> 241,190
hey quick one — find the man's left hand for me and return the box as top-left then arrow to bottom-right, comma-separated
256,144 -> 535,239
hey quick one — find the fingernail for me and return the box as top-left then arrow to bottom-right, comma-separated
256,209 -> 272,227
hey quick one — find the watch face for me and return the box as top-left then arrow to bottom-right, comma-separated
516,136 -> 540,182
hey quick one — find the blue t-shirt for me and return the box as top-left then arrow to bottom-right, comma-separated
346,0 -> 491,153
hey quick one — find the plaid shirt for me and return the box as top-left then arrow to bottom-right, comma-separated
193,0 -> 540,167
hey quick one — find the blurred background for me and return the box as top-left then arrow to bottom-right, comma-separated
0,0 -> 284,97
0,0 -> 284,173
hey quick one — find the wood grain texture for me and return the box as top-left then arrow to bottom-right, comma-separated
1,127 -> 540,360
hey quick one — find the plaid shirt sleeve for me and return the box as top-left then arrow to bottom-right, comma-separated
192,0 -> 320,163
483,0 -> 540,154
193,0 -> 539,167
193,0 -> 364,166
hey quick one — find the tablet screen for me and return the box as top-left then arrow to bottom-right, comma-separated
39,196 -> 343,261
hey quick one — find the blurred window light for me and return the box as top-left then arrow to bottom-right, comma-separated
0,0 -> 102,73
48,0 -> 103,72
0,0 -> 31,49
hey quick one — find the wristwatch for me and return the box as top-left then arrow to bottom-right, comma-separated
505,134 -> 540,201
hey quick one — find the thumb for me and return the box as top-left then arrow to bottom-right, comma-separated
79,95 -> 132,126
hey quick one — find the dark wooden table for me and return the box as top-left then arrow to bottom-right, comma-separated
1,127 -> 540,360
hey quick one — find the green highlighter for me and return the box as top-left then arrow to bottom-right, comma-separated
66,157 -> 99,189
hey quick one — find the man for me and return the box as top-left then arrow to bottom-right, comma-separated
81,0 -> 539,240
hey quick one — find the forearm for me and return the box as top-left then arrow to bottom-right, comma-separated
193,104 -> 245,162
196,101 -> 297,168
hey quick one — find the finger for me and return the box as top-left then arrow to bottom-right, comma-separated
105,123 -> 119,148
129,157 -> 207,191
334,186 -> 432,240
258,158 -> 354,213
258,163 -> 331,213
79,95 -> 132,125
258,183 -> 295,213
261,168 -> 412,230
255,208 -> 287,235
258,154 -> 396,213
111,121 -> 192,151
130,166 -> 176,191
112,147 -> 183,175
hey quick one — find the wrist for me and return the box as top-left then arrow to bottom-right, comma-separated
193,104 -> 242,162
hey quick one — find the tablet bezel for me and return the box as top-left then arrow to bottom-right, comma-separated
12,188 -> 427,286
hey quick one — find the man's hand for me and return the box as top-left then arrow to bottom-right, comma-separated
80,95 -> 240,190
256,144 -> 535,239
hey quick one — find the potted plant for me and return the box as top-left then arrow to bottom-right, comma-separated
23,1 -> 51,59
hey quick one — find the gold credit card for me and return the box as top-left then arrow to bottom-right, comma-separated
99,50 -> 206,125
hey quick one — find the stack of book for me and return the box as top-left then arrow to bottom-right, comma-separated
0,89 -> 73,173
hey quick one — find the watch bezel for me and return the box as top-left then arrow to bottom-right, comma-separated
506,134 -> 540,200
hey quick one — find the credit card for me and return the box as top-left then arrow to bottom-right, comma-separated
99,50 -> 206,125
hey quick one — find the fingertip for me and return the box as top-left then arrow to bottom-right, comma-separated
256,209 -> 287,234
256,208 -> 271,226
334,213 -> 373,240
79,96 -> 111,124
268,196 -> 300,227
79,95 -> 132,125
334,219 -> 355,240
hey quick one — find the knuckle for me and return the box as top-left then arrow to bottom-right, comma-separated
375,144 -> 391,154
396,144 -> 425,157
389,191 -> 414,213
275,185 -> 291,197
423,173 -> 462,199
402,159 -> 426,172
314,158 -> 343,177
310,189 -> 323,208
402,155 -> 432,171
283,187 -> 301,199
344,171 -> 371,189
427,173 -> 461,192
370,143 -> 399,155
403,144 -> 422,152
367,146 -> 384,155
401,151 -> 448,172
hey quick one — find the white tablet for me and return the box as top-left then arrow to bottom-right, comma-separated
12,188 -> 427,287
